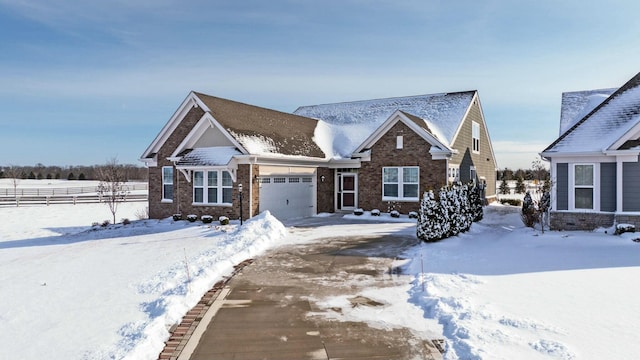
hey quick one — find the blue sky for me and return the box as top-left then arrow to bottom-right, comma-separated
1,0 -> 640,169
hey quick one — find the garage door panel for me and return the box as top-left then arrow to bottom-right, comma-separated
259,176 -> 315,220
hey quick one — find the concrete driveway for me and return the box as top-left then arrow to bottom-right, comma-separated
180,216 -> 443,360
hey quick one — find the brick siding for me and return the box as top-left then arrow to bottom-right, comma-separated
358,121 -> 447,214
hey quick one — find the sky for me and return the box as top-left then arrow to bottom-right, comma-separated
1,0 -> 640,170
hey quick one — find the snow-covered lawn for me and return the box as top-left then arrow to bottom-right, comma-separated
2,202 -> 639,360
404,205 -> 640,359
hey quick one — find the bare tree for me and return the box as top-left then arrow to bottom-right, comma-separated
96,158 -> 129,224
5,165 -> 21,206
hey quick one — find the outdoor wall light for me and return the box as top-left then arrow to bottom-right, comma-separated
320,175 -> 326,182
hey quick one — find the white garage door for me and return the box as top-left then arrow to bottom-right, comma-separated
259,176 -> 315,220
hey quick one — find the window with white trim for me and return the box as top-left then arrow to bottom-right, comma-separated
396,136 -> 403,149
470,166 -> 477,184
574,164 -> 594,209
448,165 -> 460,183
382,166 -> 419,201
193,170 -> 233,205
472,121 -> 480,153
162,166 -> 173,201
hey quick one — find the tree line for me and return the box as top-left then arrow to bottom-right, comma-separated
0,163 -> 148,181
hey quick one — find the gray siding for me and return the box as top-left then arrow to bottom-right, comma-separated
600,162 -> 617,212
556,163 -> 568,210
623,161 -> 640,211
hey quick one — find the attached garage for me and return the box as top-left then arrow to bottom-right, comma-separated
258,167 -> 316,220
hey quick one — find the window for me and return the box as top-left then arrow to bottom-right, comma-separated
470,166 -> 477,184
193,170 -> 233,205
448,165 -> 460,183
574,164 -> 594,209
382,167 -> 419,201
162,166 -> 173,201
472,121 -> 480,153
396,135 -> 403,149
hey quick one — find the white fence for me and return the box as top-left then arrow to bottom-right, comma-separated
0,182 -> 148,206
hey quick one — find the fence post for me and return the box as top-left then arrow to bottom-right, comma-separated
46,196 -> 50,206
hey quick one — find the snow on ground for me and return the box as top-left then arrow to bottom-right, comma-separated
3,201 -> 640,360
0,202 -> 288,360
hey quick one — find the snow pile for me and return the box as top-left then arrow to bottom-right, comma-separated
0,204 -> 287,360
229,131 -> 277,154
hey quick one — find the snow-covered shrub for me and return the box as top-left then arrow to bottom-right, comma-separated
353,208 -> 364,216
417,183 -> 483,242
500,199 -> 522,206
101,219 -> 110,227
417,190 -> 446,242
186,214 -> 198,222
172,214 -> 182,221
371,209 -> 381,216
390,210 -> 400,218
219,216 -> 229,225
499,180 -> 510,195
201,215 -> 213,224
121,218 -> 131,225
615,223 -> 636,235
521,192 -> 537,228
408,211 -> 418,219
468,183 -> 484,222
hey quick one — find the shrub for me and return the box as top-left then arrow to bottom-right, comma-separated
121,218 -> 131,225
371,209 -> 381,216
135,207 -> 149,220
219,216 -> 229,225
408,211 -> 418,219
615,224 -> 636,235
91,222 -> 100,227
353,208 -> 364,216
172,214 -> 182,221
201,215 -> 213,223
186,214 -> 198,222
417,183 -> 484,242
101,219 -> 110,227
521,192 -> 538,228
390,210 -> 400,218
500,199 -> 522,206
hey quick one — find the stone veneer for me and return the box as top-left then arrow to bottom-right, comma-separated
316,167 -> 335,213
551,211 -> 640,231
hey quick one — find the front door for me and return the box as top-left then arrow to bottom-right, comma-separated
338,173 -> 357,210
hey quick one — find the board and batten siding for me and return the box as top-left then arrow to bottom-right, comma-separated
623,161 -> 640,211
556,163 -> 568,210
600,162 -> 616,212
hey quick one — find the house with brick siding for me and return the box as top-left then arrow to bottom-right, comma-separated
140,90 -> 497,221
541,71 -> 640,230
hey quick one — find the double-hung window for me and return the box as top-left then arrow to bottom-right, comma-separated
193,170 -> 233,205
574,164 -> 594,209
472,121 -> 480,153
382,167 -> 419,201
162,166 -> 174,202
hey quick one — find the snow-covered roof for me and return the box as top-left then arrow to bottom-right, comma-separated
544,72 -> 640,154
176,146 -> 242,166
194,92 -> 326,158
559,88 -> 617,135
294,91 -> 476,157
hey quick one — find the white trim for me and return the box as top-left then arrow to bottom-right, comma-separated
472,121 -> 480,154
608,120 -> 640,150
140,92 -> 201,166
382,166 -> 420,202
353,110 -> 452,157
396,135 -> 403,149
162,166 -> 174,202
192,169 -> 234,206
568,163 -> 599,211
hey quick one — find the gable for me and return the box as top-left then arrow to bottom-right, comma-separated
354,111 -> 452,160
544,72 -> 640,154
193,124 -> 235,148
294,91 -> 476,153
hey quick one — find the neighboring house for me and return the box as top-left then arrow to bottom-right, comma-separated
541,72 -> 640,230
140,90 -> 497,221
